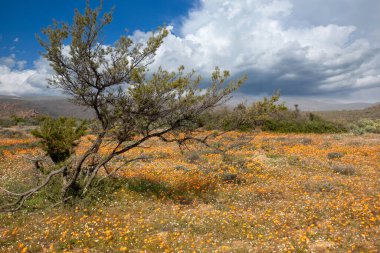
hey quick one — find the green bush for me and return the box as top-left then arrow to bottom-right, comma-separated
199,92 -> 287,132
350,119 -> 380,134
199,107 -> 252,131
31,117 -> 87,163
262,116 -> 347,133
199,92 -> 347,134
0,118 -> 15,127
0,116 -> 43,127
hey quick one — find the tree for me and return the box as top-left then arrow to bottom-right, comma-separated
0,2 -> 245,211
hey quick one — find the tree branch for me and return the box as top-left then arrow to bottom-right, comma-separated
0,166 -> 67,212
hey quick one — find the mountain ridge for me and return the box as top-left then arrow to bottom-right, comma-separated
0,95 -> 378,120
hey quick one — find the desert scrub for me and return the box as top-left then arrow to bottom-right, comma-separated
0,129 -> 24,138
262,117 -> 347,133
327,152 -> 344,159
331,163 -> 356,175
350,118 -> 380,134
184,151 -> 202,164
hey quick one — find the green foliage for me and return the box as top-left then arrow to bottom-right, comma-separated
126,177 -> 170,196
31,117 -> 87,163
0,118 -> 14,128
0,116 -> 43,128
199,92 -> 346,133
262,114 -> 347,133
24,176 -> 64,210
199,91 -> 288,131
246,91 -> 288,126
350,118 -> 380,135
223,104 -> 253,131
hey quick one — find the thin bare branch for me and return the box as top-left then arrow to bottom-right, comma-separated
0,166 -> 67,212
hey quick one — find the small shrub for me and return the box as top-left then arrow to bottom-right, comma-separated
126,177 -> 169,196
221,173 -> 244,184
317,182 -> 335,192
184,151 -> 202,163
80,177 -> 129,207
174,165 -> 191,172
261,144 -> 275,152
321,141 -> 332,149
288,155 -> 301,166
300,138 -> 312,145
221,173 -> 238,183
352,127 -> 366,135
332,164 -> 355,175
266,154 -> 282,159
212,141 -> 223,149
328,152 -> 344,159
31,117 -> 87,163
222,154 -> 246,166
228,141 -> 248,150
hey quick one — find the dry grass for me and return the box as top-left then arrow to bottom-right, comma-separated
0,131 -> 379,252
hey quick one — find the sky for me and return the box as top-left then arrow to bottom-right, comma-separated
0,0 -> 379,103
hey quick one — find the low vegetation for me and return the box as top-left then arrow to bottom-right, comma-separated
349,118 -> 380,135
201,92 -> 347,134
0,116 -> 42,128
0,130 -> 379,252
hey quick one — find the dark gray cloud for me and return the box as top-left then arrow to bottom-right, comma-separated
236,44 -> 380,97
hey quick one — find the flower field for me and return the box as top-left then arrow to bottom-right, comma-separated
0,131 -> 379,252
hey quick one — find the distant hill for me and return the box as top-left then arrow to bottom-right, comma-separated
0,96 -> 93,119
0,95 -> 378,123
314,104 -> 380,123
280,98 -> 374,112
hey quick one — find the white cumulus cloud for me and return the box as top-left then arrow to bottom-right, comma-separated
0,55 -> 54,96
146,0 -> 380,101
0,0 -> 379,102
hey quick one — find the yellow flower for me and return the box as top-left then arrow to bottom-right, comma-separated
120,246 -> 128,252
